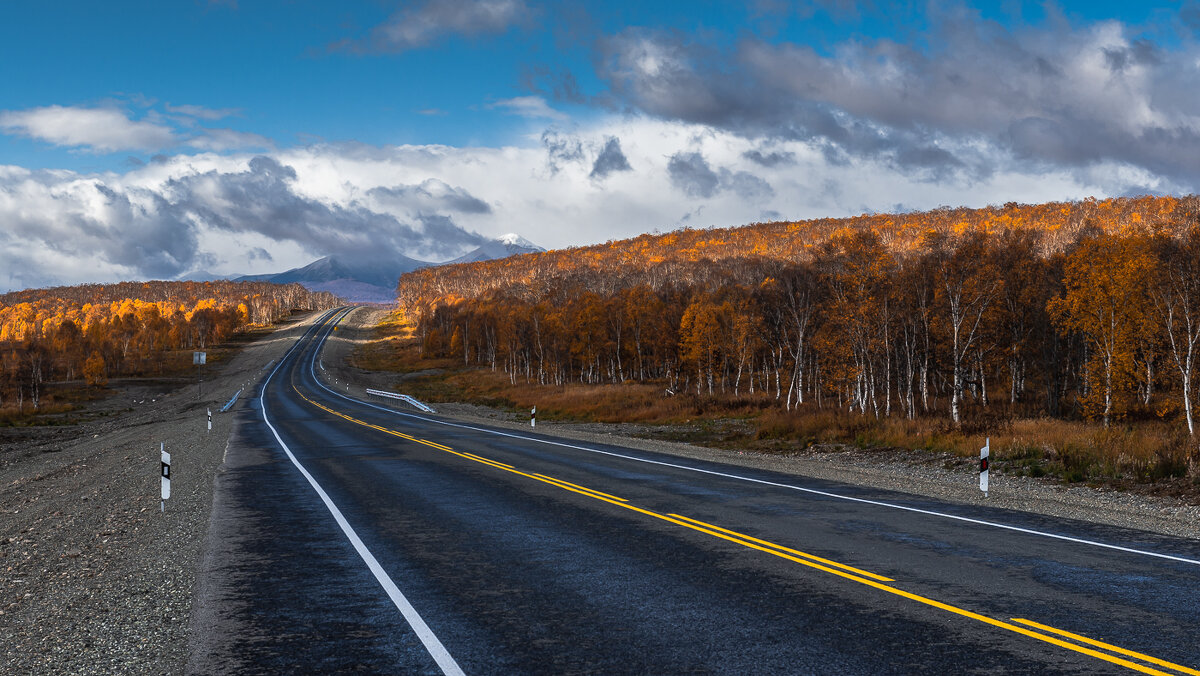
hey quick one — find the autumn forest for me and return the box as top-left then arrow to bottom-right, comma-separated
398,196 -> 1200,475
0,280 -> 339,414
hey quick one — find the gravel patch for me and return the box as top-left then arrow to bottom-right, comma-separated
0,313 -> 322,675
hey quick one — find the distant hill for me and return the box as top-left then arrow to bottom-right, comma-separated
234,234 -> 543,303
395,194 -> 1200,310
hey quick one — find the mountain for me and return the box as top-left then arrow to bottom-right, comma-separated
445,233 -> 545,265
236,234 -> 543,303
235,254 -> 428,304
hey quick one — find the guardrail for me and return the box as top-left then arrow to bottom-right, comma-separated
365,388 -> 436,413
220,388 -> 243,413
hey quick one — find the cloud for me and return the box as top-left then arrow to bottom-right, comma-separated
367,179 -> 493,214
0,102 -> 275,155
668,151 -> 720,198
593,14 -> 1200,187
488,96 -> 567,120
0,115 -> 1170,292
743,149 -> 795,167
590,137 -> 632,179
667,150 -> 773,199
337,0 -> 530,53
164,103 -> 240,121
0,105 -> 177,152
542,129 -> 585,173
187,128 -> 274,152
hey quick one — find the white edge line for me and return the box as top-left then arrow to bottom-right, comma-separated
305,309 -> 1200,568
260,308 -> 465,676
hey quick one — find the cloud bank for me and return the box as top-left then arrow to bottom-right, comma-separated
593,9 -> 1200,189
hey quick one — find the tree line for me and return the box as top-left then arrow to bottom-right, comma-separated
398,195 -> 1200,436
0,280 -> 339,411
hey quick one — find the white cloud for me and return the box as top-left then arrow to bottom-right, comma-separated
0,113 -> 1168,293
0,105 -> 177,153
337,0 -> 530,53
487,96 -> 568,120
164,103 -> 240,121
187,128 -> 274,152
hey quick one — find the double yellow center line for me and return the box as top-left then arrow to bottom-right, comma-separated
292,384 -> 1195,676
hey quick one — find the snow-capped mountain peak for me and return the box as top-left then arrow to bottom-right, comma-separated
498,233 -> 538,248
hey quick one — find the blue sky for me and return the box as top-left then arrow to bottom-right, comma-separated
2,1 -> 1200,290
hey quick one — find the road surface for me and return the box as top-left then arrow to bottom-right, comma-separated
188,308 -> 1200,674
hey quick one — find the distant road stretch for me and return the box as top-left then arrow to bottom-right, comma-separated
188,308 -> 1200,675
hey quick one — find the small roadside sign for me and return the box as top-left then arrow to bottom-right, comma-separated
193,351 -> 206,365
980,438 -> 990,497
161,443 -> 171,511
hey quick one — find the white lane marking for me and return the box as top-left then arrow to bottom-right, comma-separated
301,312 -> 1200,568
259,310 -> 465,676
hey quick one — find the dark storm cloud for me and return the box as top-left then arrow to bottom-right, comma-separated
593,11 -> 1200,188
336,0 -> 530,53
368,179 -> 493,214
589,137 -> 632,179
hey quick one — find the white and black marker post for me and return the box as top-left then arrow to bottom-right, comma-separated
160,443 -> 171,512
531,406 -> 536,428
980,437 -> 990,497
207,407 -> 212,432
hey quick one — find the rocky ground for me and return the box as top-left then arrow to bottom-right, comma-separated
0,312 -> 322,675
2,305 -> 1197,676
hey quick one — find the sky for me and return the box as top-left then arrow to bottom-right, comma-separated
2,0 -> 1200,291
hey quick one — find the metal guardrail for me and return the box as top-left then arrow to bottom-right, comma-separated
220,388 -> 243,412
365,388 -> 436,413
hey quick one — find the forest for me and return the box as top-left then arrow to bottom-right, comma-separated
397,196 -> 1200,471
0,280 -> 339,413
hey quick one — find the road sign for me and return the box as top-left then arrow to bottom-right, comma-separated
161,443 -> 171,511
193,351 -> 206,365
980,438 -> 990,497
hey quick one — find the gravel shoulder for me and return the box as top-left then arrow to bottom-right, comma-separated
326,306 -> 1200,542
0,312 -> 322,676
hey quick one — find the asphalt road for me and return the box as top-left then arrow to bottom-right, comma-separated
188,308 -> 1200,675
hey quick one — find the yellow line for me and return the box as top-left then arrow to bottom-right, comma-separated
461,452 -> 514,469
290,384 -> 1188,675
446,450 -> 514,471
1011,619 -> 1199,675
532,474 -> 627,502
668,513 -> 894,582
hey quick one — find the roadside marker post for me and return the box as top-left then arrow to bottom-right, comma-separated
207,408 -> 212,432
531,406 -> 536,428
980,437 -> 990,497
160,443 -> 171,512
194,351 -> 206,398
